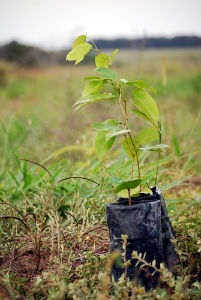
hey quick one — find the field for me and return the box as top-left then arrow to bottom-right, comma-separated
0,48 -> 201,299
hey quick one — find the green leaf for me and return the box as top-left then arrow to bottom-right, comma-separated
104,119 -> 118,126
106,129 -> 130,139
74,93 -> 116,110
82,79 -> 105,96
96,67 -> 116,80
72,35 -> 86,49
101,136 -> 116,155
127,80 -> 156,94
110,49 -> 118,64
95,132 -> 116,156
136,127 -> 158,145
95,54 -> 109,68
139,144 -> 168,151
84,76 -> 101,81
114,179 -> 141,193
122,137 -> 139,158
131,109 -> 159,130
132,88 -> 158,121
92,120 -> 119,131
66,43 -> 92,64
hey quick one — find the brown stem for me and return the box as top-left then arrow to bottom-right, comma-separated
0,216 -> 37,250
0,216 -> 31,234
128,132 -> 141,192
123,133 -> 134,180
120,90 -> 141,191
57,176 -> 99,185
63,211 -> 79,227
155,121 -> 162,186
128,189 -> 131,206
19,158 -> 52,177
23,212 -> 37,224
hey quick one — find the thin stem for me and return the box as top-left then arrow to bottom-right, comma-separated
118,92 -> 134,180
0,216 -> 31,234
89,38 -> 110,68
57,176 -> 99,185
0,216 -> 37,250
120,91 -> 141,191
128,189 -> 131,206
123,133 -> 134,179
128,131 -> 141,192
19,158 -> 52,177
155,121 -> 162,187
89,38 -> 102,54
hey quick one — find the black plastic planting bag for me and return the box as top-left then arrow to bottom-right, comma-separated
106,187 -> 179,290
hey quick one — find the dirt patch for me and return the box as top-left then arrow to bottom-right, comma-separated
0,247 -> 50,280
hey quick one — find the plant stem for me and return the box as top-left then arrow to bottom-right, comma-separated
57,176 -> 99,185
128,189 -> 131,206
155,121 -> 162,187
120,90 -> 141,191
128,131 -> 141,192
123,134 -> 134,179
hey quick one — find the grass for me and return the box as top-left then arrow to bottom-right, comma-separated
0,48 -> 201,299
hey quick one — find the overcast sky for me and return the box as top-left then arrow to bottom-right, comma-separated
0,0 -> 201,49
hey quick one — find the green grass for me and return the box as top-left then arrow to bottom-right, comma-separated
0,48 -> 201,299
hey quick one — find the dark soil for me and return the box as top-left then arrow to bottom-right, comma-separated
0,247 -> 50,279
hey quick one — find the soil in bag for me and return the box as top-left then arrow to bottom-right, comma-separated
106,187 -> 179,290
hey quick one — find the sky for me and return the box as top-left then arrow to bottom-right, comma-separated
0,0 -> 201,50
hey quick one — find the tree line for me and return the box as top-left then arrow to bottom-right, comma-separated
0,36 -> 200,67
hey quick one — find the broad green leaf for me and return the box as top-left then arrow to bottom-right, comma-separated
101,136 -> 116,155
114,179 -> 141,193
139,144 -> 168,151
122,137 -> 139,158
74,93 -> 116,110
66,43 -> 92,64
106,129 -> 130,139
96,67 -> 116,80
95,131 -> 116,156
132,88 -> 158,121
127,80 -> 156,94
104,119 -> 118,126
95,131 -> 106,153
131,109 -> 159,130
95,53 -> 109,68
82,79 -> 105,96
136,127 -> 158,145
84,76 -> 101,81
92,120 -> 119,131
110,49 -> 118,64
72,35 -> 86,49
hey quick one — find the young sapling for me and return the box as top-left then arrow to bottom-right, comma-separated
66,35 -> 168,205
